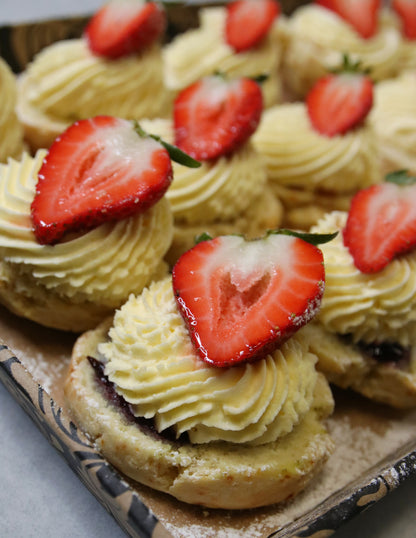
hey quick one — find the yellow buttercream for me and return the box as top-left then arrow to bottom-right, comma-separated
140,118 -> 268,224
369,71 -> 416,175
20,39 -> 172,126
312,211 -> 416,346
99,277 -> 319,445
281,5 -> 402,97
0,58 -> 25,163
252,103 -> 381,193
0,150 -> 173,307
163,7 -> 283,107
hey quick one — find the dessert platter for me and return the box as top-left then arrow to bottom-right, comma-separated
1,1 -> 416,537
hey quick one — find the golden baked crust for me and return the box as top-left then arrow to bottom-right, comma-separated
64,319 -> 335,510
303,322 -> 416,410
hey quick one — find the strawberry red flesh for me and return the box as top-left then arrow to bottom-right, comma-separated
31,116 -> 172,245
306,71 -> 373,137
225,0 -> 280,52
315,0 -> 381,39
343,182 -> 416,273
392,0 -> 416,39
174,76 -> 263,161
172,234 -> 325,367
85,0 -> 166,59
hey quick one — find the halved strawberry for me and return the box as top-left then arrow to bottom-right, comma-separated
173,75 -> 263,161
31,116 -> 173,245
315,0 -> 381,39
306,57 -> 374,137
343,171 -> 416,273
85,0 -> 166,59
172,231 -> 330,367
392,0 -> 416,39
225,0 -> 280,52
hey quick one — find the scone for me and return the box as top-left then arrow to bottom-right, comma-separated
16,1 -> 172,152
309,173 -> 416,409
141,74 -> 284,264
369,71 -> 416,175
388,0 -> 416,73
252,58 -> 382,230
65,231 -> 335,509
280,3 -> 402,99
0,57 -> 25,163
163,3 -> 284,109
0,116 -> 174,332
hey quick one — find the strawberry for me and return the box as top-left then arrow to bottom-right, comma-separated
31,116 -> 173,245
173,75 -> 263,161
172,230 -> 334,367
343,171 -> 416,273
306,56 -> 374,137
85,0 -> 166,59
225,0 -> 280,52
392,0 -> 416,39
315,0 -> 381,39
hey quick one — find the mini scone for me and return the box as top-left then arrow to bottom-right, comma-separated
142,74 -> 284,264
163,1 -> 284,109
369,71 -> 416,175
308,171 -> 416,409
0,116 -> 176,332
64,230 -> 335,509
280,2 -> 402,99
16,1 -> 172,152
252,57 -> 381,230
0,57 -> 25,163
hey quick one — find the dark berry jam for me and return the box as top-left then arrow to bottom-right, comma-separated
357,341 -> 410,364
87,356 -> 187,444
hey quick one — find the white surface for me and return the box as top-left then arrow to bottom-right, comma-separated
1,2 -> 416,537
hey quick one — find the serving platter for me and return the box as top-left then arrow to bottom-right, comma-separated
1,2 -> 416,537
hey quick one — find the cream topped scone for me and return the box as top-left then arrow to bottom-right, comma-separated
16,0 -> 172,151
143,74 -> 283,264
0,115 -> 179,332
0,57 -> 25,163
280,2 -> 402,99
252,56 -> 382,230
65,230 -> 335,509
308,171 -> 416,409
387,0 -> 416,73
163,1 -> 284,108
369,71 -> 416,175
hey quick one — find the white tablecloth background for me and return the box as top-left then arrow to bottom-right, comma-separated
1,2 -> 416,537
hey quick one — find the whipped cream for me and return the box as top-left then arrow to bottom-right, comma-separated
0,58 -> 25,162
312,211 -> 416,346
163,7 -> 283,107
253,103 -> 381,193
0,150 -> 173,307
99,277 -> 319,445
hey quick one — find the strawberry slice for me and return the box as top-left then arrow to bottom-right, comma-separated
31,116 -> 173,245
173,75 -> 263,161
85,0 -> 166,59
392,0 -> 416,39
315,0 -> 381,39
343,171 -> 416,273
225,0 -> 280,52
172,231 -> 329,367
306,57 -> 374,137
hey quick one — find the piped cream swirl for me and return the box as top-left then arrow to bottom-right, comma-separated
140,118 -> 268,224
312,211 -> 416,346
253,103 -> 381,193
99,277 -> 319,445
19,39 -> 172,126
0,58 -> 25,162
0,151 -> 173,306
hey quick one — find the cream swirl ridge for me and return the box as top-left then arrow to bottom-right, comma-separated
312,211 -> 416,346
0,58 -> 25,163
253,104 -> 380,193
99,277 -> 319,446
0,151 -> 173,307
